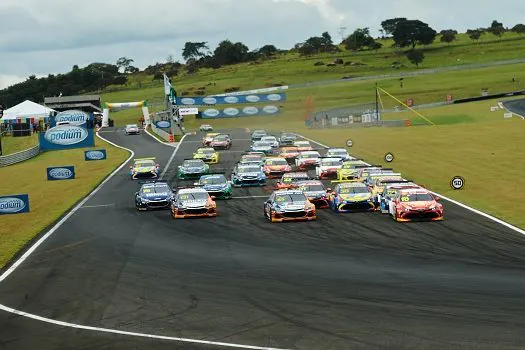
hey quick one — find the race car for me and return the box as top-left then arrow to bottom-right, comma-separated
171,187 -> 217,219
315,157 -> 343,179
129,158 -> 160,180
251,129 -> 267,141
210,134 -> 232,150
199,124 -> 213,132
240,152 -> 266,166
378,181 -> 420,214
193,147 -> 220,164
295,151 -> 321,169
295,180 -> 330,208
327,182 -> 376,212
263,190 -> 316,222
231,163 -> 267,187
194,173 -> 233,199
363,169 -> 396,186
263,157 -> 292,178
278,132 -> 297,146
325,148 -> 352,161
202,132 -> 219,146
135,181 -> 173,210
389,188 -> 444,222
250,141 -> 274,155
260,135 -> 279,148
177,159 -> 210,179
275,172 -> 310,189
293,140 -> 314,152
125,124 -> 140,135
355,166 -> 390,182
334,159 -> 371,182
278,146 -> 300,161
369,174 -> 406,204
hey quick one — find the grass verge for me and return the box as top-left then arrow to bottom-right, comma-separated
1,133 -> 39,155
0,136 -> 129,268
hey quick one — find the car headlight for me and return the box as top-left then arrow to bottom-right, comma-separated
141,198 -> 149,203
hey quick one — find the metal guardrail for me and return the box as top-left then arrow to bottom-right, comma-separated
0,144 -> 40,167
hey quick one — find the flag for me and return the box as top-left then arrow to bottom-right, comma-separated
163,73 -> 171,96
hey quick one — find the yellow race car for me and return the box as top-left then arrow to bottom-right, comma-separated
129,158 -> 160,180
333,159 -> 370,182
193,147 -> 220,164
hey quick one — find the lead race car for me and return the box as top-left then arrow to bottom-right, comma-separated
327,182 -> 376,212
135,181 -> 173,210
231,163 -> 267,187
171,187 -> 218,219
315,157 -> 343,179
129,158 -> 160,180
263,190 -> 317,222
202,132 -> 219,147
278,132 -> 297,146
177,159 -> 210,179
193,147 -> 220,164
389,188 -> 444,222
210,134 -> 232,150
295,180 -> 330,208
194,173 -> 233,199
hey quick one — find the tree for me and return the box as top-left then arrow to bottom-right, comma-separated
467,29 -> 484,42
182,42 -> 209,61
488,20 -> 505,38
440,29 -> 457,43
125,65 -> 139,74
381,18 -> 407,36
393,20 -> 437,49
369,41 -> 383,51
213,40 -> 249,65
343,28 -> 375,51
512,23 -> 525,35
258,45 -> 278,57
166,54 -> 174,63
406,49 -> 425,68
116,57 -> 133,73
296,32 -> 337,56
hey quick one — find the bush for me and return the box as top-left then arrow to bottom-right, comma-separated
224,86 -> 241,93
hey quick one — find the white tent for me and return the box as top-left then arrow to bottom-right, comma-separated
0,100 -> 55,121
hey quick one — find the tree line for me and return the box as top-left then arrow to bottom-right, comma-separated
1,18 -> 524,108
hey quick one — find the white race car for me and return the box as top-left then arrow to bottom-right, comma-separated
325,148 -> 352,161
125,124 -> 140,135
200,124 -> 213,132
315,157 -> 343,179
295,151 -> 321,169
260,135 -> 279,148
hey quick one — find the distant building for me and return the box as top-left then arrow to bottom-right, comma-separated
44,95 -> 102,114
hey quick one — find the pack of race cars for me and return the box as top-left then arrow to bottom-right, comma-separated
132,129 -> 445,223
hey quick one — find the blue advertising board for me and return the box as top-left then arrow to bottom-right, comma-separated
0,194 -> 30,215
155,120 -> 171,128
39,125 -> 95,151
50,110 -> 93,127
201,105 -> 281,119
84,149 -> 107,161
47,166 -> 75,181
176,93 -> 286,106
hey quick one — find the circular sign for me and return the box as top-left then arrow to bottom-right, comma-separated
346,139 -> 353,147
450,176 -> 465,190
384,153 -> 394,163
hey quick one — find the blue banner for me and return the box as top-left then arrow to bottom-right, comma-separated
201,105 -> 281,119
155,120 -> 171,128
84,149 -> 107,161
176,93 -> 286,106
47,166 -> 75,181
0,194 -> 30,215
39,125 -> 95,151
50,110 -> 93,127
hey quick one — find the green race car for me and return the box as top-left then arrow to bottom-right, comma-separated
194,173 -> 233,199
177,159 -> 209,179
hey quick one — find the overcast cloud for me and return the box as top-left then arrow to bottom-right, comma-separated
1,0 -> 524,89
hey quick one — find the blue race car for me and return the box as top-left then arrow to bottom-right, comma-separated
135,181 -> 174,210
231,162 -> 267,187
194,173 -> 233,199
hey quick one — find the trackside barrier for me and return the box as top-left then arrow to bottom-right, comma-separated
404,119 -> 412,127
168,134 -> 174,143
0,145 -> 40,167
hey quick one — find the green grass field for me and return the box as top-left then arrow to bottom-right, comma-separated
1,133 -> 38,155
0,137 -> 129,268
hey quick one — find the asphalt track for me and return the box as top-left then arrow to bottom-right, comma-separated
502,98 -> 525,117
1,128 -> 525,350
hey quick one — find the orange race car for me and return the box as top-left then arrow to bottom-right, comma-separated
388,188 -> 444,222
278,146 -> 300,161
263,157 -> 293,178
275,172 -> 310,189
171,187 -> 217,219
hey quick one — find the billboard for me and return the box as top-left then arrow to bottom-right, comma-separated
50,110 -> 93,127
201,105 -> 281,119
176,93 -> 286,106
155,120 -> 171,128
39,124 -> 95,151
47,166 -> 75,181
0,194 -> 30,215
84,149 -> 107,161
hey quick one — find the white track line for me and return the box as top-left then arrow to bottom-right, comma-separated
0,130 -> 291,350
294,133 -> 525,235
80,204 -> 115,209
160,133 -> 188,180
143,127 -> 178,147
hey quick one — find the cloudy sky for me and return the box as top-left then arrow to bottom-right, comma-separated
1,0 -> 524,89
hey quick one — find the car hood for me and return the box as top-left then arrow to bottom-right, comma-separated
135,166 -> 156,172
340,193 -> 372,201
143,192 -> 171,199
179,199 -> 208,208
182,166 -> 205,172
238,172 -> 262,177
277,201 -> 308,210
194,153 -> 214,158
203,183 -> 228,190
265,165 -> 289,170
304,190 -> 326,198
400,201 -> 437,210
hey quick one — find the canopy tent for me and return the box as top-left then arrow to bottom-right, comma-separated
0,100 -> 55,121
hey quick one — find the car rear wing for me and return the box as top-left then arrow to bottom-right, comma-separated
380,179 -> 412,185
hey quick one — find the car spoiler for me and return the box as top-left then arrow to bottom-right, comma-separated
381,179 -> 412,185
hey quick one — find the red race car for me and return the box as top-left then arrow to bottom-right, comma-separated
263,157 -> 292,178
295,180 -> 330,208
278,146 -> 300,161
210,134 -> 232,150
389,188 -> 444,222
275,172 -> 310,190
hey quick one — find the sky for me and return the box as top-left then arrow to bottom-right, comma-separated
1,0 -> 524,89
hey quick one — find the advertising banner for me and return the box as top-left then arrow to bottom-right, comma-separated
155,120 -> 171,128
178,107 -> 199,116
0,194 -> 30,215
50,110 -> 93,127
176,93 -> 286,106
39,125 -> 95,151
47,166 -> 75,181
84,149 -> 107,161
200,105 -> 281,119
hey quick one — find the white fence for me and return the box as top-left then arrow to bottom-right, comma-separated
0,145 -> 40,167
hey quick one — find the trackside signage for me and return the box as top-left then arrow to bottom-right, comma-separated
0,194 -> 30,215
47,166 -> 75,181
39,125 -> 95,151
51,110 -> 93,127
84,149 -> 107,161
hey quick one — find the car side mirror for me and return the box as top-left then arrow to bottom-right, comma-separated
434,196 -> 441,202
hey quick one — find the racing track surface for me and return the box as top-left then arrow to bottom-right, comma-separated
1,128 -> 525,350
502,98 -> 525,117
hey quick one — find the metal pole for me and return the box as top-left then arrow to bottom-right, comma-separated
375,83 -> 380,122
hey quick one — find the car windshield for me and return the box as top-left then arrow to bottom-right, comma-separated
322,160 -> 341,166
295,142 -> 309,147
177,192 -> 209,201
198,149 -> 215,155
266,159 -> 288,165
339,186 -> 369,194
253,130 -> 266,135
127,124 -> 138,128
301,153 -> 319,158
282,174 -> 308,182
254,141 -> 271,147
141,184 -> 170,194
214,135 -> 229,141
183,160 -> 203,167
400,193 -> 434,202
200,175 -> 226,184
239,166 -> 261,173
275,193 -> 306,203
299,184 -> 325,191
262,137 -> 276,141
135,160 -> 155,167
